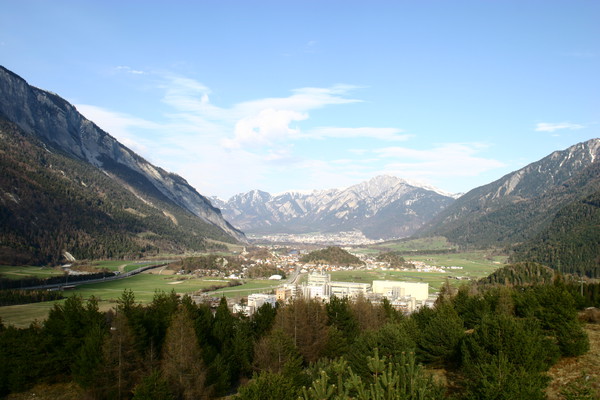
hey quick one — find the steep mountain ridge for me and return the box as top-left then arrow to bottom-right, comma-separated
418,138 -> 600,249
0,66 -> 244,244
217,176 -> 456,239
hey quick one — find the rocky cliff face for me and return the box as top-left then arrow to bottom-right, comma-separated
0,66 -> 245,243
217,175 -> 456,239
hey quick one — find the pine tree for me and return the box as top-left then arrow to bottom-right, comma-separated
102,312 -> 143,399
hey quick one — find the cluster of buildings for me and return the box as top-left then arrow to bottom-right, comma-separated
248,231 -> 382,246
233,271 -> 437,316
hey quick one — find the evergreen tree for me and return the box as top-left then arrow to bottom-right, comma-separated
416,303 -> 464,366
72,324 -> 107,396
102,312 -> 143,399
132,371 -> 175,400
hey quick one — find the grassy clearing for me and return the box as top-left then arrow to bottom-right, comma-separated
208,279 -> 281,298
0,301 -> 61,327
5,382 -> 83,400
546,323 -> 600,399
0,265 -> 64,280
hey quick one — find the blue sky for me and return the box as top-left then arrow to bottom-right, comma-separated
1,1 -> 598,199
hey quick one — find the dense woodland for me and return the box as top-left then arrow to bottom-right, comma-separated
300,247 -> 364,266
0,119 -> 233,266
1,263 -> 598,399
510,190 -> 600,278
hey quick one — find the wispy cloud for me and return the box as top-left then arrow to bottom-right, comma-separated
306,127 -> 411,141
78,73 -> 508,198
114,65 -> 145,75
535,122 -> 584,132
159,77 -> 367,149
374,143 -> 505,178
74,73 -> 404,197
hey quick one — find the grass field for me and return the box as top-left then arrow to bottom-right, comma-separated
0,272 -> 279,327
372,236 -> 458,252
330,250 -> 505,293
0,265 -> 64,280
0,250 -> 505,327
406,251 -> 506,275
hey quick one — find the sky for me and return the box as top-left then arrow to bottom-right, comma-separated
1,1 -> 599,199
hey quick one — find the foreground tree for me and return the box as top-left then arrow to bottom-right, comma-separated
161,306 -> 209,400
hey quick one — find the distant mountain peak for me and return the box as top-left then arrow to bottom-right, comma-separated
218,175 -> 455,240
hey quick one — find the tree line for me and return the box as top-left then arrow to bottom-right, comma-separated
0,267 -> 595,399
0,289 -> 64,306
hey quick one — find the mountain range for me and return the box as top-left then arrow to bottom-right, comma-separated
0,66 -> 244,265
1,65 -> 598,276
212,175 -> 457,240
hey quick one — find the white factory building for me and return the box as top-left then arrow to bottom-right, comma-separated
372,280 -> 429,301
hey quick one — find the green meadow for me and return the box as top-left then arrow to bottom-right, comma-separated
0,265 -> 64,280
0,271 -> 279,327
331,250 -> 505,293
371,236 -> 458,252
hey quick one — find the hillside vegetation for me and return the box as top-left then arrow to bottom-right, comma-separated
300,246 -> 365,266
510,190 -> 600,278
0,119 -> 233,265
418,140 -> 600,277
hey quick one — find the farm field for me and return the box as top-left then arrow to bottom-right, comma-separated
370,236 -> 458,252
406,251 -> 506,275
330,250 -> 505,293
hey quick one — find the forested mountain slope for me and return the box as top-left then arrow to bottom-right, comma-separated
0,66 -> 245,264
0,118 -> 238,264
418,139 -> 600,248
510,188 -> 600,277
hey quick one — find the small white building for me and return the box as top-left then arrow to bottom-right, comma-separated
247,293 -> 277,315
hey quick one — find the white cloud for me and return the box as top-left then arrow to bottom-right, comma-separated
75,73 -> 419,197
535,122 -> 584,132
223,109 -> 308,149
158,76 -> 370,149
